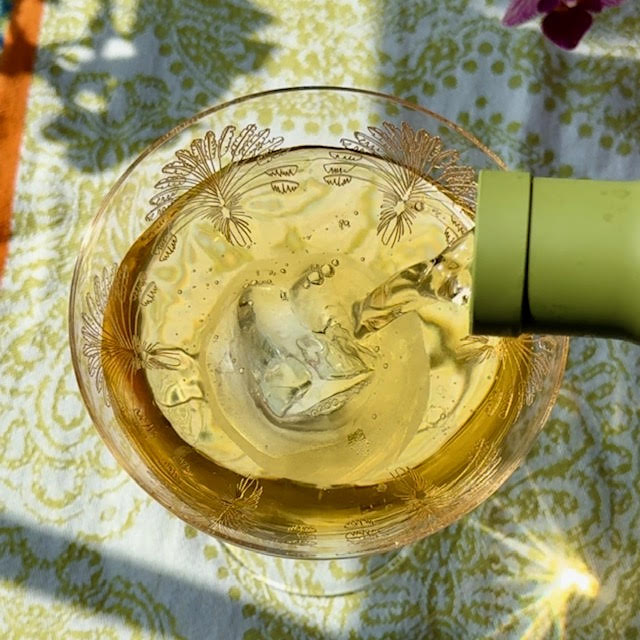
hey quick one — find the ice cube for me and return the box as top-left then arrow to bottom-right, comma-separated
236,281 -> 373,423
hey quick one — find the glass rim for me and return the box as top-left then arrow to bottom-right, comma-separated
67,86 -> 567,558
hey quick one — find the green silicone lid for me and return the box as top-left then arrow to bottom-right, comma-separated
471,170 -> 531,336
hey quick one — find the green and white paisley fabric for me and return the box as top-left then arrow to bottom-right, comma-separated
1,0 -> 639,637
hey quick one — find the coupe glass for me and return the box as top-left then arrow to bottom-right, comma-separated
69,87 -> 567,594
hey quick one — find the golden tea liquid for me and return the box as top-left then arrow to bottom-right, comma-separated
100,147 -> 543,540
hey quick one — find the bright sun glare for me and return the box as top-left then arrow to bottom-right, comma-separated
472,510 -> 600,640
554,563 -> 599,599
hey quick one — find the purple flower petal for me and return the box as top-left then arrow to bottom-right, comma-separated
502,0 -> 540,26
601,0 -> 626,6
537,0 -> 562,12
581,0 -> 604,12
541,5 -> 593,49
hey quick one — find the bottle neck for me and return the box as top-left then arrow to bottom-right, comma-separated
524,177 -> 640,341
473,171 -> 640,342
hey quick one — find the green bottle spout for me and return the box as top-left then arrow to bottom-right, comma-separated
471,171 -> 531,337
472,170 -> 640,342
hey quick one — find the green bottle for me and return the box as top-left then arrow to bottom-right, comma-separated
472,171 -> 640,342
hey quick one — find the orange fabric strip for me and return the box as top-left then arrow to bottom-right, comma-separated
0,0 -> 45,283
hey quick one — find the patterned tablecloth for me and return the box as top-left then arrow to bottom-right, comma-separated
1,1 -> 639,638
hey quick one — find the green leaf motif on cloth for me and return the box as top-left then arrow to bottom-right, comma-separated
42,74 -> 174,172
0,526 -> 185,638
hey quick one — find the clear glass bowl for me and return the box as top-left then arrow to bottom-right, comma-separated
69,87 -> 568,559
